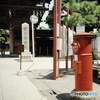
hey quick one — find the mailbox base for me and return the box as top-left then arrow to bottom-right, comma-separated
70,90 -> 97,100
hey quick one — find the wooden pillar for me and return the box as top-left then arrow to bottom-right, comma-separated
66,8 -> 69,71
66,26 -> 69,71
53,0 -> 58,80
9,29 -> 14,54
53,0 -> 62,80
43,0 -> 45,7
57,0 -> 62,77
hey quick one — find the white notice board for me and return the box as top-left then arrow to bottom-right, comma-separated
76,25 -> 85,33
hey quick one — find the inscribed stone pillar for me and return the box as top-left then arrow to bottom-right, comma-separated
21,22 -> 32,61
22,23 -> 29,52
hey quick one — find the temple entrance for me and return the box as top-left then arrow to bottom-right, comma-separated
36,37 -> 53,56
35,30 -> 53,57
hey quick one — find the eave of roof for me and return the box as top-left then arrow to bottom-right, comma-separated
0,5 -> 47,10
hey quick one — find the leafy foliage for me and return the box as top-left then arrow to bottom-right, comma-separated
94,5 -> 100,27
0,29 -> 9,44
46,11 -> 53,29
66,0 -> 80,12
90,29 -> 100,37
79,1 -> 97,14
62,0 -> 100,28
62,13 -> 85,27
47,0 -> 100,30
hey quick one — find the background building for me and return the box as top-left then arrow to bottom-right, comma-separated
0,0 -> 53,56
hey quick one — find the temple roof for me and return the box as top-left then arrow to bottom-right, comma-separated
0,0 -> 51,10
0,0 -> 52,29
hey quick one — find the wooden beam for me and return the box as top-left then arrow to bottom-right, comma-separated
0,5 -> 47,10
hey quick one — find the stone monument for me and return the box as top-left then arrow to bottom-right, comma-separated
21,22 -> 32,61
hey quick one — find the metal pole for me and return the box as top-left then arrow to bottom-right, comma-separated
66,27 -> 69,71
20,45 -> 22,70
32,23 -> 34,64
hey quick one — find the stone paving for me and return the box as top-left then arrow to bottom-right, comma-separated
0,56 -> 47,100
0,54 -> 100,100
25,68 -> 100,100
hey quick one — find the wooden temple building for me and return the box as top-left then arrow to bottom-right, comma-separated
0,0 -> 53,56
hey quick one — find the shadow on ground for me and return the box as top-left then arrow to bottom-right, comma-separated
56,93 -> 71,100
32,68 -> 75,80
93,78 -> 100,85
0,54 -> 19,58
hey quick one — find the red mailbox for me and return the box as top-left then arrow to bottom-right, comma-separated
70,32 -> 96,100
18,44 -> 24,53
72,32 -> 94,91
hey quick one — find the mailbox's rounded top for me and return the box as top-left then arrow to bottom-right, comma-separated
74,32 -> 94,38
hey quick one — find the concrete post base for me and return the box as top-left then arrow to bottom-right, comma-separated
17,70 -> 24,76
70,90 -> 97,100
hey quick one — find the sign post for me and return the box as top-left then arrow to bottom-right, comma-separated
17,44 -> 24,76
30,15 -> 38,63
18,44 -> 24,70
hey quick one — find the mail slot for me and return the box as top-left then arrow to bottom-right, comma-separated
72,61 -> 81,74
